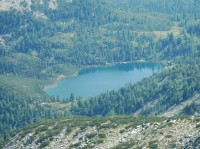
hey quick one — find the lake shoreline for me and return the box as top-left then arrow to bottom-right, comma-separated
43,60 -> 162,90
44,72 -> 78,90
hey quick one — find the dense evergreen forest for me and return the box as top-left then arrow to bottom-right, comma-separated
0,0 -> 200,147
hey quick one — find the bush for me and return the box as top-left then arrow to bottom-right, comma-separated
85,133 -> 97,139
35,126 -> 48,134
93,139 -> 104,144
119,129 -> 125,133
99,123 -> 117,129
113,140 -> 135,149
80,125 -> 87,131
196,124 -> 200,128
98,133 -> 106,138
149,140 -> 158,149
165,134 -> 173,138
81,144 -> 95,149
70,142 -> 81,148
46,128 -> 61,137
26,135 -> 36,144
37,135 -> 49,143
66,127 -> 73,134
40,140 -> 50,148
20,129 -> 32,138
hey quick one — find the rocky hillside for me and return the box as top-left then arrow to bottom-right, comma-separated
4,116 -> 200,149
0,0 -> 32,12
0,0 -> 72,12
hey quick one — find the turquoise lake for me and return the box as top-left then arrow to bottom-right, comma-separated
44,62 -> 163,98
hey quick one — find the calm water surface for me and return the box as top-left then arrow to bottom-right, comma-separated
44,62 -> 162,98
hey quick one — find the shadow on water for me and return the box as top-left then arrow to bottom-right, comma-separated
79,62 -> 162,75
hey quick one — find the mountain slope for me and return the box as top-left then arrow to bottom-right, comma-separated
0,0 -> 200,148
4,116 -> 200,149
